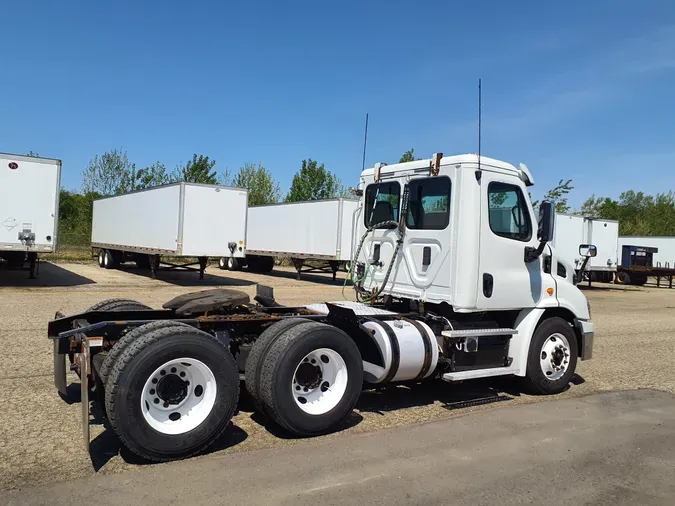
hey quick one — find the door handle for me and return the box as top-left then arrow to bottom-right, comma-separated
483,273 -> 494,298
422,246 -> 431,266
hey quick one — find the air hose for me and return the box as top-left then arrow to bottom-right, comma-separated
346,185 -> 409,303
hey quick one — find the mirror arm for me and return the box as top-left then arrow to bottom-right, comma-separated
524,240 -> 547,263
576,256 -> 591,285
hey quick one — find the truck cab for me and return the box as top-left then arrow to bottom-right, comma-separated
353,153 -> 593,378
355,154 -> 588,313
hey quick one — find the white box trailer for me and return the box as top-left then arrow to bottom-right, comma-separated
553,214 -> 619,282
227,198 -> 360,279
584,218 -> 619,278
0,152 -> 61,278
552,214 -> 586,272
618,236 -> 675,268
92,183 -> 248,278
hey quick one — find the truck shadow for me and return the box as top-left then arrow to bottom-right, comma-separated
249,267 -> 350,286
0,261 -> 95,287
87,398 -> 248,470
110,264 -> 255,287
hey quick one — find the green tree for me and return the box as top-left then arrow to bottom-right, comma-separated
173,154 -> 219,184
81,148 -> 135,196
579,191 -> 675,236
120,162 -> 170,192
530,179 -> 574,212
232,163 -> 281,206
399,149 -> 420,163
286,159 -> 346,202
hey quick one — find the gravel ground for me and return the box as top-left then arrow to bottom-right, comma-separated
0,261 -> 673,491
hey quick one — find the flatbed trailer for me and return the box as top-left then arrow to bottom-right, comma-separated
616,244 -> 675,287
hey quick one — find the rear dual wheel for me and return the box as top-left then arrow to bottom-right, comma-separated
104,322 -> 239,462
248,320 -> 363,437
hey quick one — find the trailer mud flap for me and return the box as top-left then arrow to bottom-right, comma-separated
53,339 -> 67,396
81,339 -> 90,452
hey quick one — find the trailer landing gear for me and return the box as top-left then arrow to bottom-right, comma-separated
28,252 -> 38,279
291,258 -> 342,281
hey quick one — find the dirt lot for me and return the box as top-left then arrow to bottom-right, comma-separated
0,261 -> 673,491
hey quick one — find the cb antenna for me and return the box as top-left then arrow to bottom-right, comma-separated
478,78 -> 482,172
362,113 -> 369,171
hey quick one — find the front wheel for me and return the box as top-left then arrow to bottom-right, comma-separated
104,324 -> 239,461
258,322 -> 362,437
522,317 -> 578,395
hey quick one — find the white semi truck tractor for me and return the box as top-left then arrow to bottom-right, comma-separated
50,153 -> 595,462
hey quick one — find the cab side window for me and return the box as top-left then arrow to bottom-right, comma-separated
406,176 -> 451,230
487,182 -> 532,241
364,181 -> 401,228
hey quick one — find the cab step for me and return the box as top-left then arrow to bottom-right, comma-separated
441,328 -> 517,338
442,366 -> 520,382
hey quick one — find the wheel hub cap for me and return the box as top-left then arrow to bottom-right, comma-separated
291,348 -> 349,415
156,374 -> 188,405
539,333 -> 571,381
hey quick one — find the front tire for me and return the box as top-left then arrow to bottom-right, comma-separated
258,322 -> 362,437
104,324 -> 239,461
523,317 -> 578,395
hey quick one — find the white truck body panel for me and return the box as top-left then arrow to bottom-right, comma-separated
585,219 -> 619,271
552,214 -> 619,273
618,236 -> 675,267
246,199 -> 359,261
0,153 -> 61,253
92,183 -> 247,257
552,214 -> 586,270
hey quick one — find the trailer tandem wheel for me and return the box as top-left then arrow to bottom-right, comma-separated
245,318 -> 317,413
258,322 -> 363,437
104,324 -> 239,462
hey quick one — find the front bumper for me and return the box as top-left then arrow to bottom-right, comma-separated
575,319 -> 594,360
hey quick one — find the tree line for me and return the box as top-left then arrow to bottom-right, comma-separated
55,149 -> 349,244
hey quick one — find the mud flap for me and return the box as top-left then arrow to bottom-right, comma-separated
81,338 -> 90,452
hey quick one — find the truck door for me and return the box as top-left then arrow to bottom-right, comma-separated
477,175 -> 546,309
400,176 -> 453,298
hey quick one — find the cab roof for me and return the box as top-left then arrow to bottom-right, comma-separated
360,153 -> 535,186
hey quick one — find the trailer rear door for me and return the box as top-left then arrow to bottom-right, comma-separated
0,154 -> 60,252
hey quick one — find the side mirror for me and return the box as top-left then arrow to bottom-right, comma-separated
538,201 -> 555,242
579,244 -> 597,258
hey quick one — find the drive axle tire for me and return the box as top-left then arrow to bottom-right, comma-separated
522,317 -> 578,395
218,257 -> 227,270
100,320 -> 183,387
88,298 -> 151,312
227,257 -> 241,271
97,249 -> 105,268
258,322 -> 363,437
105,324 -> 239,462
245,318 -> 314,412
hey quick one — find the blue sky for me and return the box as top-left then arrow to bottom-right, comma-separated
1,1 -> 674,208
